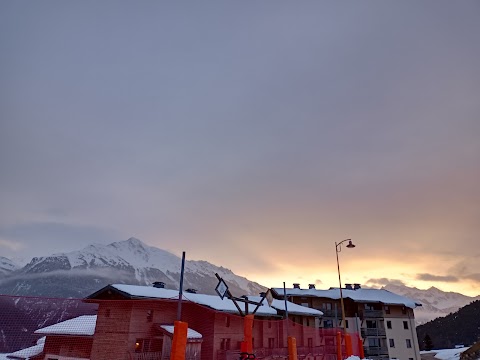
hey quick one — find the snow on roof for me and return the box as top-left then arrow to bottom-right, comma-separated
272,287 -> 421,308
160,325 -> 202,339
247,295 -> 323,316
34,315 -> 97,336
6,341 -> 44,359
109,284 -> 322,317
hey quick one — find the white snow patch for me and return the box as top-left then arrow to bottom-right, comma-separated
34,315 -> 97,336
160,325 -> 202,339
420,347 -> 469,360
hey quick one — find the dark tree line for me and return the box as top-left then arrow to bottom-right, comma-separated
417,300 -> 480,350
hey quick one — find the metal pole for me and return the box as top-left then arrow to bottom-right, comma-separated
336,242 -> 347,334
283,282 -> 289,338
177,251 -> 186,320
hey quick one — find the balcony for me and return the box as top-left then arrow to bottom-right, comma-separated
364,346 -> 389,357
361,309 -> 384,318
361,328 -> 386,337
321,309 -> 342,318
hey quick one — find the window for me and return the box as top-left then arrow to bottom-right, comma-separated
386,321 -> 392,329
268,320 -> 272,328
384,305 -> 390,314
389,339 -> 395,348
323,303 -> 332,310
344,320 -> 349,329
409,358 -> 414,360
324,320 -> 333,328
225,316 -> 230,327
366,320 -> 377,329
134,339 -> 151,352
368,338 -> 380,347
147,310 -> 153,322
403,321 -> 409,329
221,338 -> 231,350
268,338 -> 275,349
406,339 -> 412,348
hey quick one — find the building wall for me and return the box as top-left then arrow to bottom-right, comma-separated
90,301 -> 132,360
43,335 -> 93,360
286,294 -> 421,360
384,308 -> 420,360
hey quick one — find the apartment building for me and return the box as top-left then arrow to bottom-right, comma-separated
271,283 -> 422,360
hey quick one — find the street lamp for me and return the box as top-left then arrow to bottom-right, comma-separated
335,239 -> 355,334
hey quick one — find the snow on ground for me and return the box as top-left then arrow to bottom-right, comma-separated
420,347 -> 469,360
0,354 -> 10,360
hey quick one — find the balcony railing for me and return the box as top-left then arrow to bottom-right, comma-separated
321,309 -> 342,318
361,328 -> 386,337
364,346 -> 389,356
126,351 -> 162,360
361,309 -> 384,318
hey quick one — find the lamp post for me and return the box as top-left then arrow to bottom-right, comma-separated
335,239 -> 355,334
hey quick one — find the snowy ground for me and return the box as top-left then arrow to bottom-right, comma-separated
420,347 -> 469,360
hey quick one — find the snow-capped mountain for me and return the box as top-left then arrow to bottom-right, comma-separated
0,237 -> 266,298
382,283 -> 480,324
0,256 -> 18,275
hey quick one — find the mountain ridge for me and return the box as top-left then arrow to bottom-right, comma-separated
380,283 -> 480,324
0,237 -> 266,298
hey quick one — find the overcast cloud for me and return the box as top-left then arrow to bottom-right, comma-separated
1,1 -> 479,294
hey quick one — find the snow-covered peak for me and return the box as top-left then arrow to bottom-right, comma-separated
381,283 -> 480,324
6,237 -> 266,297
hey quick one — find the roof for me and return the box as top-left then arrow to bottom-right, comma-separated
34,315 -> 97,336
89,284 -> 322,317
271,287 -> 421,309
6,338 -> 45,359
159,325 -> 202,339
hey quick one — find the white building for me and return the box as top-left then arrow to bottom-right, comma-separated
272,283 -> 422,360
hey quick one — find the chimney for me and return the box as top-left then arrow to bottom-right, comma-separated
308,284 -> 316,289
185,288 -> 197,294
345,283 -> 353,290
293,283 -> 300,289
152,281 -> 165,288
353,283 -> 361,290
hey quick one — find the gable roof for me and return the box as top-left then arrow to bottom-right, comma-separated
34,315 -> 97,336
87,284 -> 322,317
271,287 -> 421,309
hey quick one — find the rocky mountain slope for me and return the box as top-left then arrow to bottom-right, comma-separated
0,237 -> 266,298
381,284 -> 480,325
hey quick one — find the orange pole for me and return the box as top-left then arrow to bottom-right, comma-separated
288,336 -> 298,360
358,334 -> 365,359
244,314 -> 254,353
170,321 -> 188,360
336,331 -> 343,360
345,333 -> 353,357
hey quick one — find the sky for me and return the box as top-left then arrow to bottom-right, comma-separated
1,2 -> 479,296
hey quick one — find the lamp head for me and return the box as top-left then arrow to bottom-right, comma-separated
346,240 -> 355,248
